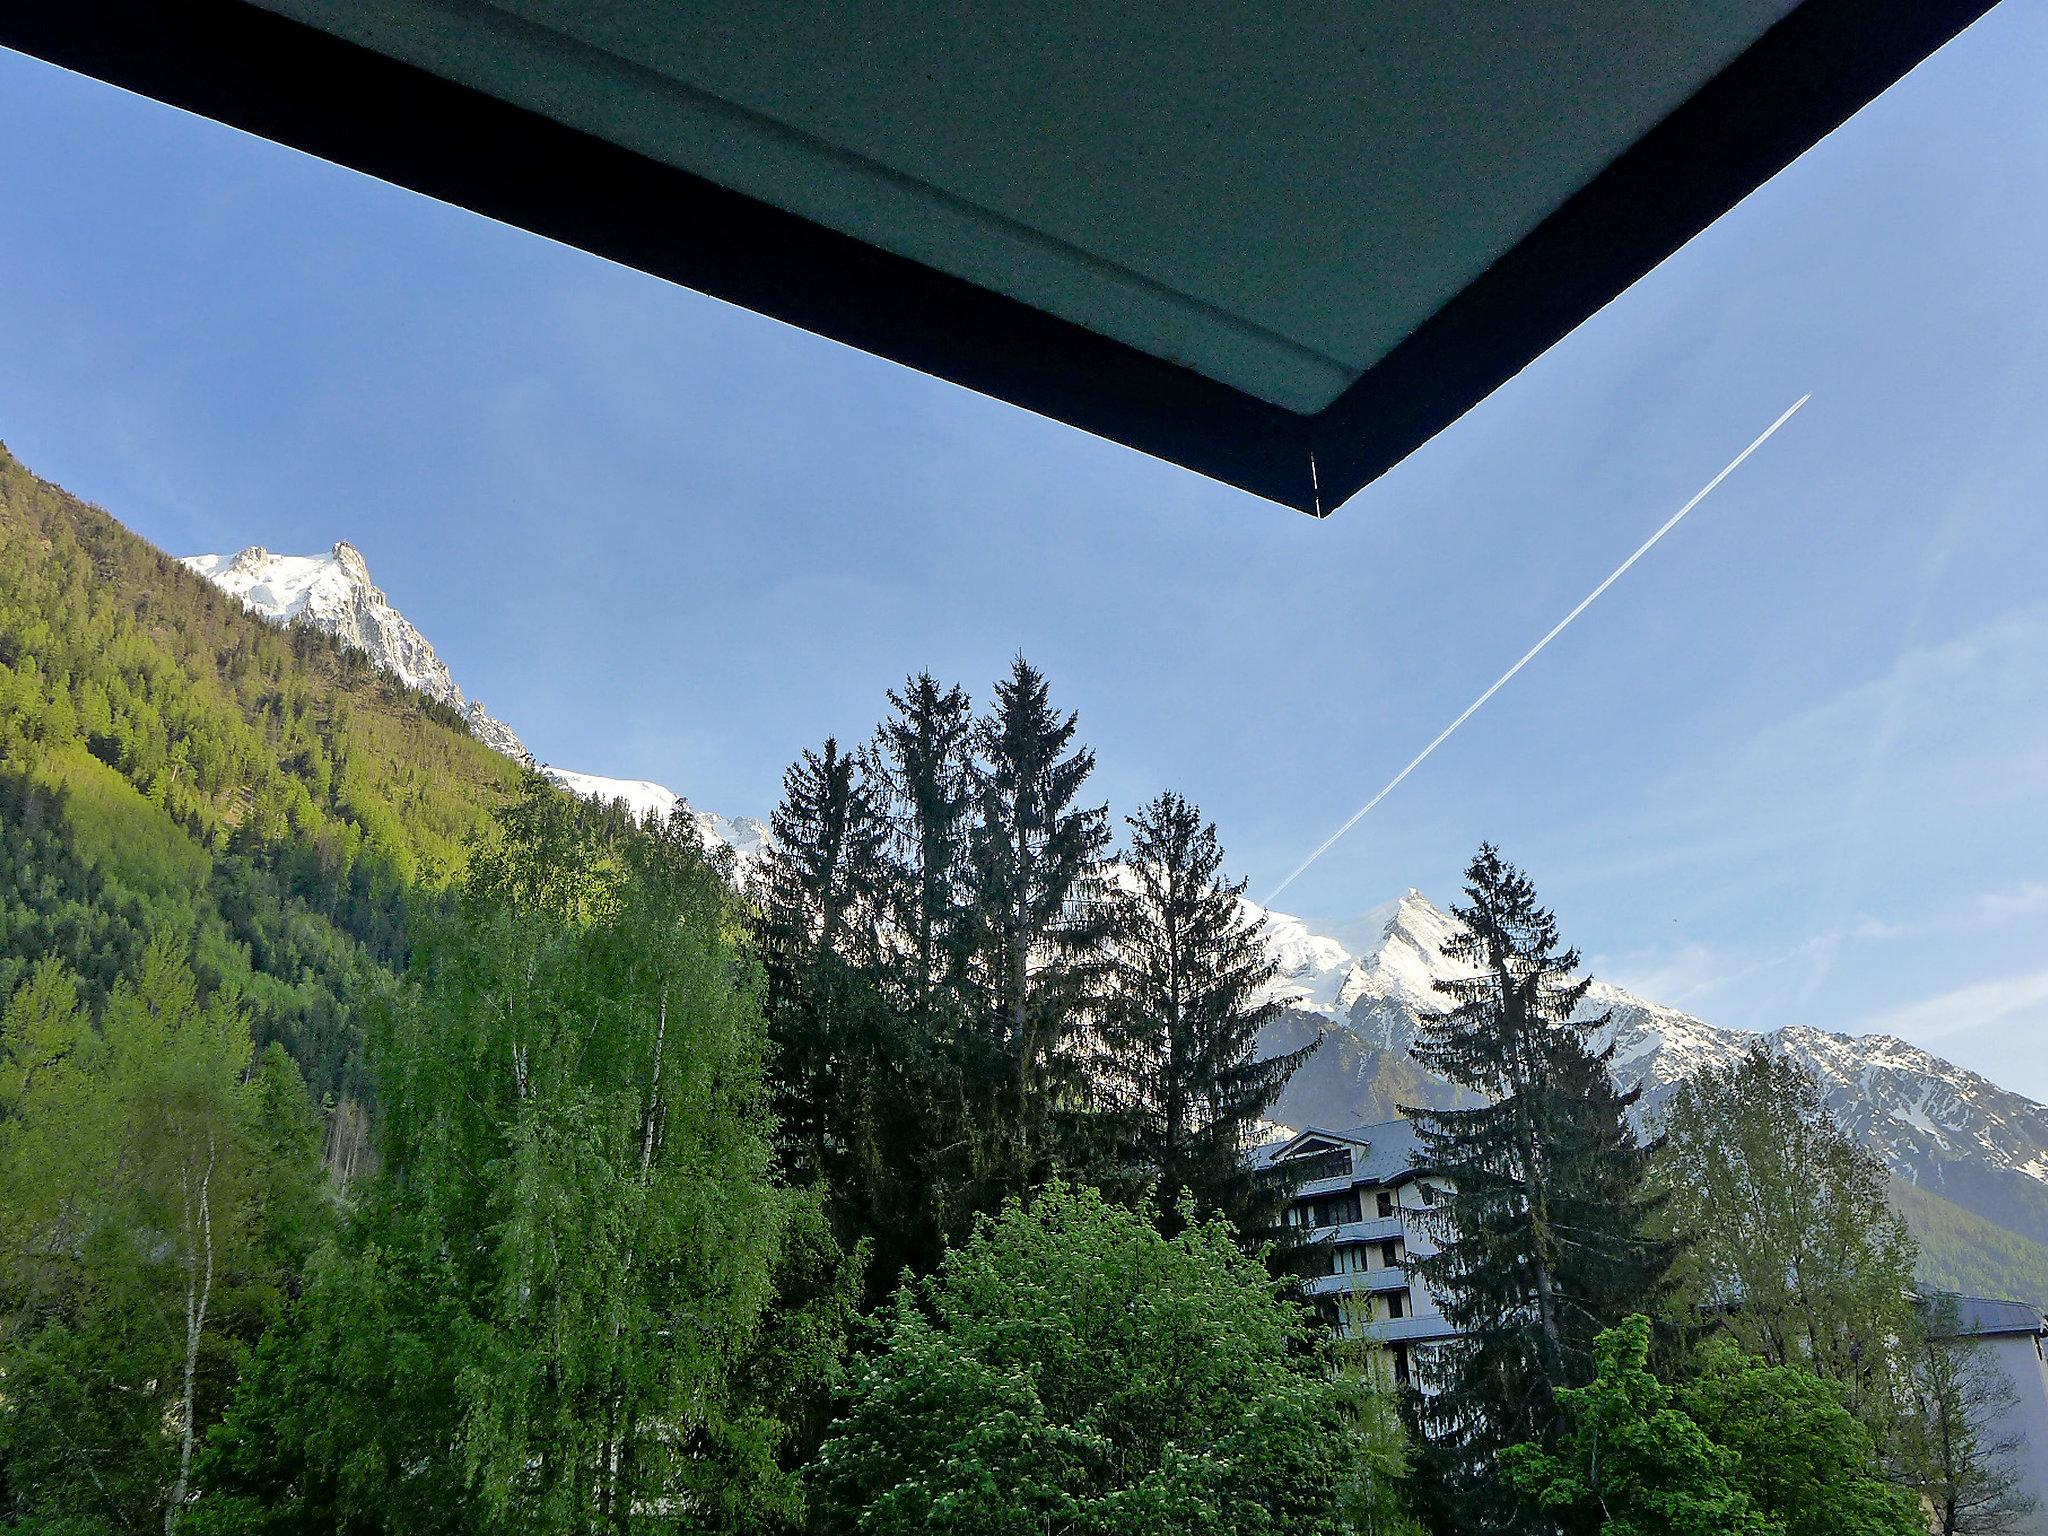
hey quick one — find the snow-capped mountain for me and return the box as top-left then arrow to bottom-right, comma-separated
1252,888 -> 2048,1252
181,542 -> 773,870
182,536 -> 2048,1255
183,543 -> 530,760
538,767 -> 774,875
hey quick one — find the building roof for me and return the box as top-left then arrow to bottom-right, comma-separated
1921,1294 -> 2048,1341
1256,1117 -> 1425,1185
0,0 -> 2001,513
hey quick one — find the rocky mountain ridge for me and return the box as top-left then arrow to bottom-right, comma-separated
182,538 -> 2048,1253
181,542 -> 773,868
183,543 -> 532,759
1250,888 -> 2048,1251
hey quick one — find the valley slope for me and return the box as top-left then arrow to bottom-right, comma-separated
177,524 -> 2048,1297
0,444 -> 524,1106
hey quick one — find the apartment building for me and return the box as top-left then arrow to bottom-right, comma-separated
1921,1295 -> 2048,1536
1253,1118 -> 1455,1387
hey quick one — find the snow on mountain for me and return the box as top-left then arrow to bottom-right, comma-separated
182,543 -> 530,761
180,535 -> 2048,1250
1256,885 -> 2048,1250
536,767 -> 682,826
180,540 -> 777,873
1242,899 -> 1357,1015
538,767 -> 774,872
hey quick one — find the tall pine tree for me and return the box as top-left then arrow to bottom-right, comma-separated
1403,844 -> 1674,1536
755,737 -> 888,1199
963,659 -> 1110,1197
862,675 -> 981,1281
872,675 -> 975,1034
1091,791 -> 1316,1235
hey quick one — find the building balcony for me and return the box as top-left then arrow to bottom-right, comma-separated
1356,1314 -> 1461,1345
1284,1171 -> 1366,1200
1311,1214 -> 1407,1244
1303,1266 -> 1413,1298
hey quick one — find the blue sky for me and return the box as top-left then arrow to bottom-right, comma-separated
2,12 -> 2046,1096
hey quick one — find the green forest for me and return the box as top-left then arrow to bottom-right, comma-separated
0,442 -> 2036,1534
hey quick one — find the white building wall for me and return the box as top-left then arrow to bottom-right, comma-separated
1976,1330 -> 2048,1536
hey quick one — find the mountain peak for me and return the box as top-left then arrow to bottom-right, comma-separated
182,540 -> 530,763
330,539 -> 371,584
176,531 -> 2048,1262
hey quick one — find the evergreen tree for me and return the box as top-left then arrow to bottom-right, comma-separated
1091,791 -> 1316,1235
872,674 -> 975,1032
863,675 -> 982,1282
1402,845 -> 1675,1536
758,725 -> 975,1303
755,737 -> 888,1197
963,658 -> 1110,1195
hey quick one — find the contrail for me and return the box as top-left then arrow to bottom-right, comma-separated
1262,394 -> 1811,908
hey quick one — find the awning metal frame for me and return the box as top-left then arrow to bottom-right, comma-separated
0,0 -> 1996,514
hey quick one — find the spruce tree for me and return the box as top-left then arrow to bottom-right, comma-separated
872,674 -> 975,1033
1092,791 -> 1316,1236
754,738 -> 892,1215
1403,844 -> 1675,1536
962,658 -> 1110,1195
861,675 -> 981,1280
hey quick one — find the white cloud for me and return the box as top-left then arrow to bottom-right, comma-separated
1590,941 -> 1732,1010
1973,882 -> 2048,924
1862,969 -> 2048,1045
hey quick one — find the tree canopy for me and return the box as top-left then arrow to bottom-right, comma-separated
1403,846 -> 1675,1534
810,1181 -> 1401,1535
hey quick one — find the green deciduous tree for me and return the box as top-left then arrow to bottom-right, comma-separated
1652,1046 -> 1917,1431
1678,1340 -> 1924,1536
810,1181 -> 1410,1535
1903,1298 -> 2036,1536
1505,1316 -> 1922,1536
0,940 -> 329,1534
1403,845 -> 1676,1535
199,778 -> 812,1534
1502,1316 -> 1773,1536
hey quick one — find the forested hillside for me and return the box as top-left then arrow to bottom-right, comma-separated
0,437 -> 2035,1534
1894,1177 -> 2048,1310
0,440 -> 521,1105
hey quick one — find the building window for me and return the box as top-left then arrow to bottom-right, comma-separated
1381,1239 -> 1400,1268
1286,1147 -> 1353,1182
1393,1344 -> 1411,1386
1294,1192 -> 1362,1229
1377,1190 -> 1394,1218
1387,1290 -> 1406,1320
